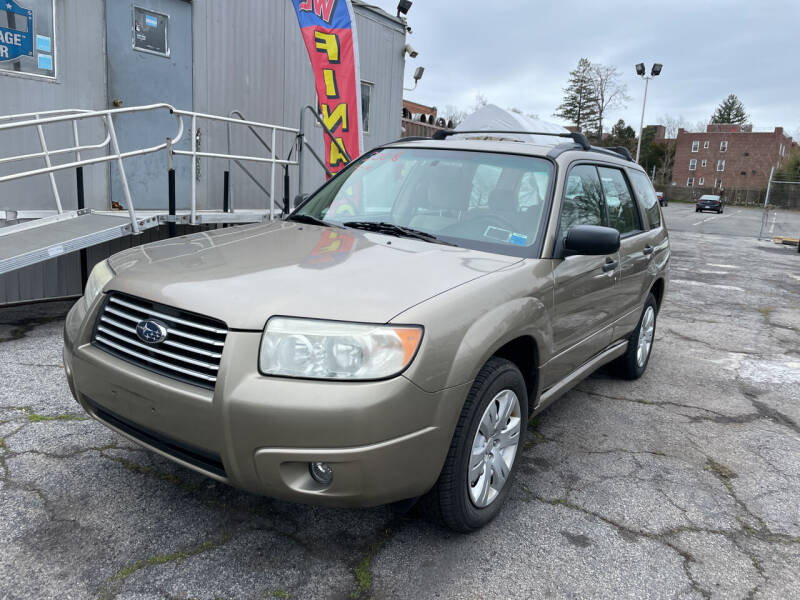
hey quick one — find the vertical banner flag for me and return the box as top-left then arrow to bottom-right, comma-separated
292,0 -> 363,175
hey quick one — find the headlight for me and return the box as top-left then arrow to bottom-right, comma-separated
259,317 -> 423,380
83,260 -> 115,309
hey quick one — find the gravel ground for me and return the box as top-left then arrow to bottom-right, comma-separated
1,225 -> 799,600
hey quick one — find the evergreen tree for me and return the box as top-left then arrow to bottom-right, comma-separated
710,94 -> 749,124
553,58 -> 599,133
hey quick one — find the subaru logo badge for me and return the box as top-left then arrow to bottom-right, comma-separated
135,319 -> 168,344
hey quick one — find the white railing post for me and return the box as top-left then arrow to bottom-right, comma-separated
190,114 -> 197,225
34,115 -> 63,214
270,127 -> 276,220
105,113 -> 140,234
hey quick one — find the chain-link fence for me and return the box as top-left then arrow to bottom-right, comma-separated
759,180 -> 800,243
655,185 -> 768,207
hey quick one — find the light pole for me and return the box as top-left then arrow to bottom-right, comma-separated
635,62 -> 662,164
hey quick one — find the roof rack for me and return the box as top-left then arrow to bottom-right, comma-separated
431,129 -> 591,150
419,129 -> 638,163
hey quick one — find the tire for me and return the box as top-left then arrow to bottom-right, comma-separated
422,357 -> 528,532
719,207 -> 723,214
696,208 -> 700,212
611,293 -> 658,380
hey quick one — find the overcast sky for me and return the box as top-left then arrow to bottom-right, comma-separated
367,0 -> 799,138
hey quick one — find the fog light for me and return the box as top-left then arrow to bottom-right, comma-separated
309,461 -> 333,485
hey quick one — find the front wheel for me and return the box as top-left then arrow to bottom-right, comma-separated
423,357 -> 527,532
612,293 -> 658,380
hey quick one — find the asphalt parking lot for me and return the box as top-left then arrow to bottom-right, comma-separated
2,208 -> 799,599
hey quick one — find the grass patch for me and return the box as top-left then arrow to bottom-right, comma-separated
270,591 -> 290,599
351,529 -> 393,599
27,413 -> 90,422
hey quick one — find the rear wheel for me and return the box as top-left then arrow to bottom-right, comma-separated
612,293 -> 657,380
423,357 -> 527,532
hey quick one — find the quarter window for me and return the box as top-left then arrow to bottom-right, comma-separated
559,164 -> 606,234
598,167 -> 642,236
629,170 -> 661,229
717,160 -> 726,172
720,141 -> 728,152
689,159 -> 697,171
691,140 -> 699,152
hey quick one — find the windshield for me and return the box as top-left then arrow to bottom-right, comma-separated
294,148 -> 554,254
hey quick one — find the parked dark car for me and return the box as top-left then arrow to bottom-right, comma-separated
696,194 -> 723,213
656,192 -> 667,207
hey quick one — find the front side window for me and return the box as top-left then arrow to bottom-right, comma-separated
629,170 -> 661,229
296,148 -> 554,255
598,167 -> 642,236
0,0 -> 55,79
559,164 -> 606,234
691,140 -> 700,152
689,159 -> 697,171
717,160 -> 726,172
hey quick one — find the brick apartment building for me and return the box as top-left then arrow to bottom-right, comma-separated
673,124 -> 793,191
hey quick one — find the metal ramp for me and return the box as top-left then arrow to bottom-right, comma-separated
0,104 -> 335,278
0,210 -> 159,274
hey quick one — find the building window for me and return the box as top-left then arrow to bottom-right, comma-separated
698,177 -> 705,185
689,159 -> 697,171
691,140 -> 699,152
714,178 -> 721,189
360,81 -> 373,133
687,177 -> 694,187
780,144 -> 785,156
720,140 -> 728,152
703,141 -> 709,149
0,0 -> 55,79
701,160 -> 707,167
717,160 -> 726,172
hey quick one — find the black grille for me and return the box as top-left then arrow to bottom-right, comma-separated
85,396 -> 226,477
92,292 -> 227,389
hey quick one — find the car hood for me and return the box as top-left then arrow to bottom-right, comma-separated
106,221 -> 522,329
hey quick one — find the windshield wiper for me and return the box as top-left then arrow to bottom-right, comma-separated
343,221 -> 457,246
286,214 -> 339,228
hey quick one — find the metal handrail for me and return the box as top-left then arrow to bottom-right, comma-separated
0,104 -> 184,233
225,109 -> 278,212
170,108 -> 299,224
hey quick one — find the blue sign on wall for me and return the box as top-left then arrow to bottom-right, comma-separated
0,1 -> 34,62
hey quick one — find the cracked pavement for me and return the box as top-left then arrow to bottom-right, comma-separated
2,208 -> 800,599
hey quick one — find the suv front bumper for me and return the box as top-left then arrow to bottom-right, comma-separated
64,296 -> 468,507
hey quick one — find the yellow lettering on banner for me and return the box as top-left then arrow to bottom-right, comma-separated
322,69 -> 338,98
320,103 -> 348,133
314,30 -> 340,62
329,137 -> 348,168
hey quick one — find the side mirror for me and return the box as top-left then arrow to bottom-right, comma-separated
563,225 -> 620,256
293,193 -> 310,210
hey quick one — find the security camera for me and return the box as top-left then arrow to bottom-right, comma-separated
404,43 -> 418,58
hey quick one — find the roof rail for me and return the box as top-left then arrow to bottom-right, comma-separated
431,128 -> 591,150
604,146 -> 634,161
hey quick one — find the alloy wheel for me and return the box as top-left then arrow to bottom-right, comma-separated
467,389 -> 522,508
636,306 -> 656,368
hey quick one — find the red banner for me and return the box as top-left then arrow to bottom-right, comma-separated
292,0 -> 363,174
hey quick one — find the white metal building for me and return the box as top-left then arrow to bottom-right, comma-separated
0,0 -> 407,304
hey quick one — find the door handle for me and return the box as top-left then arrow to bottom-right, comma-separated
602,257 -> 618,272
643,245 -> 654,256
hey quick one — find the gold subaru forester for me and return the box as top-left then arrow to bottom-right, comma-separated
64,134 -> 669,531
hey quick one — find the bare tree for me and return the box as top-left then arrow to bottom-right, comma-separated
656,114 -> 690,185
470,92 -> 489,113
590,64 -> 630,139
442,105 -> 467,128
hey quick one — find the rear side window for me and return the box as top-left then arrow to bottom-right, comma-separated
597,167 -> 642,236
559,164 -> 606,234
629,170 -> 661,229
